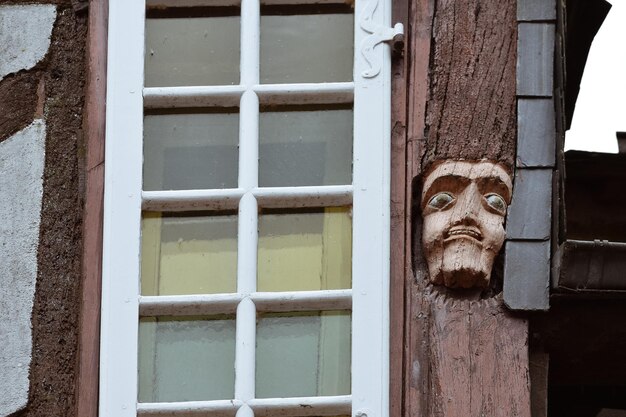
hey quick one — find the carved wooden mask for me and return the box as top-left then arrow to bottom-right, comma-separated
421,161 -> 513,289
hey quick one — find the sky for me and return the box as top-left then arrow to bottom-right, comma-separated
564,0 -> 626,153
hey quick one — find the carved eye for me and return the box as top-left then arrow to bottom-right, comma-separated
427,192 -> 455,210
485,193 -> 506,214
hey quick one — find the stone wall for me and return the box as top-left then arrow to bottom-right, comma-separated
0,2 -> 86,416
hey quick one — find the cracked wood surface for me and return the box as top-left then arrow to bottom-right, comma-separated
428,293 -> 530,416
406,0 -> 530,415
423,0 -> 517,169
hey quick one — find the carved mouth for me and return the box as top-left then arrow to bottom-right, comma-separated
445,227 -> 483,242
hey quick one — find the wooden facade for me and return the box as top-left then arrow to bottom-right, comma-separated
4,0 -> 625,415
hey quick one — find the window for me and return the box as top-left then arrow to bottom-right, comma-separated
100,0 -> 393,416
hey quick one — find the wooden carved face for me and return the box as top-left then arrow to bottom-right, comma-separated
421,161 -> 512,289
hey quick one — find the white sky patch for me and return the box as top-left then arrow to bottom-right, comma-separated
565,0 -> 626,153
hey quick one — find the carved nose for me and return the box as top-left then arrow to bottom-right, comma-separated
452,184 -> 482,223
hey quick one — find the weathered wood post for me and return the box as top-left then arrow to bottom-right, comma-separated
398,0 -> 533,415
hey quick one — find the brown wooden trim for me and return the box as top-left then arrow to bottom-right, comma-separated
389,0 -> 409,414
403,0 -> 435,415
76,0 -> 108,415
389,0 -> 434,415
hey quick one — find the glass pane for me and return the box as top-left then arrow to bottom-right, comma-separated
138,315 -> 236,402
144,112 -> 239,191
259,109 -> 352,187
141,212 -> 237,296
256,311 -> 351,398
257,208 -> 352,292
260,13 -> 353,83
145,16 -> 240,87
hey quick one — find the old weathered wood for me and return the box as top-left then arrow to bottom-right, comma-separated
404,0 -> 435,414
517,0 -> 556,22
504,240 -> 550,310
407,0 -> 532,414
76,0 -> 108,415
429,293 -> 531,416
517,23 -> 555,97
389,0 -> 410,414
506,169 -> 552,240
423,0 -> 517,168
517,98 -> 556,168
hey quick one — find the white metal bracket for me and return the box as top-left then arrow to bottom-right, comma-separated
359,0 -> 404,79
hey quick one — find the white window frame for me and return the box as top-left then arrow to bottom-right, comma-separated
100,0 -> 392,416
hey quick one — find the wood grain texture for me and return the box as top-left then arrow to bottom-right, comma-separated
423,0 -> 517,169
390,0 -> 410,414
404,0 -> 435,416
76,0 -> 108,415
428,294 -> 531,417
406,0 -> 531,415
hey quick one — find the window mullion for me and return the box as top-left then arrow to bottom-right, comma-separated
351,0 -> 392,416
100,0 -> 146,415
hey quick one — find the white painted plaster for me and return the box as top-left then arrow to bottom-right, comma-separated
0,5 -> 56,81
0,121 -> 46,416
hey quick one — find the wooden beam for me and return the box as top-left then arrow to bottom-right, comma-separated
76,0 -> 108,415
405,0 -> 532,414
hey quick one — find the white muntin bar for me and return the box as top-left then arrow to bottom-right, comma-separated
252,290 -> 352,312
238,91 -> 259,192
147,0 -> 349,7
248,395 -> 352,416
254,185 -> 353,208
143,86 -> 245,109
236,404 -> 255,417
254,82 -> 354,105
142,189 -> 244,211
146,0 -> 240,7
139,293 -> 243,316
235,298 -> 257,402
240,0 -> 260,87
137,399 -> 243,416
237,194 -> 258,295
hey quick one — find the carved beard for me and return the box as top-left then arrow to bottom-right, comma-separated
429,237 -> 497,289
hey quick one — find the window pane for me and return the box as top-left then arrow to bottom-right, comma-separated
145,16 -> 240,87
257,208 -> 352,292
138,315 -> 236,402
141,212 -> 237,296
259,109 -> 353,187
260,13 -> 353,83
144,112 -> 239,191
256,311 -> 351,398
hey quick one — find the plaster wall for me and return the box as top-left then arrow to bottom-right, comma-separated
0,121 -> 46,416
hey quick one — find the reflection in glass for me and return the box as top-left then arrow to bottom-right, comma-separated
257,208 -> 352,292
144,112 -> 239,191
256,311 -> 351,398
145,16 -> 240,87
141,212 -> 237,296
138,315 -> 236,402
261,14 -> 353,83
259,109 -> 353,187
